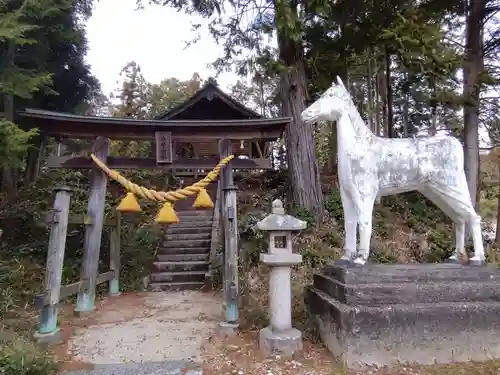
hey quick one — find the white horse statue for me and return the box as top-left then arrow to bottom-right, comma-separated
301,76 -> 485,266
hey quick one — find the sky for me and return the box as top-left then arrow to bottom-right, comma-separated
84,1 -> 490,147
85,0 -> 239,98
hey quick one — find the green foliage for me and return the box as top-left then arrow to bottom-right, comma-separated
0,120 -> 38,166
0,0 -> 99,168
0,167 -> 169,373
0,332 -> 58,375
0,0 -> 64,98
229,77 -> 279,118
324,189 -> 343,221
323,187 -> 454,263
290,207 -> 316,228
112,64 -> 204,120
238,172 -> 454,271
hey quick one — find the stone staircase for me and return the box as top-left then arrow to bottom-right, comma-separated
149,181 -> 217,291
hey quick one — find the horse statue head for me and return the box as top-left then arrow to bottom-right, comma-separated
301,76 -> 349,125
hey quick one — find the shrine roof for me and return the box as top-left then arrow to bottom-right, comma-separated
16,108 -> 289,140
16,78 -> 289,139
155,77 -> 262,120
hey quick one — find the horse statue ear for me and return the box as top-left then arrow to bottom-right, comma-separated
336,76 -> 346,88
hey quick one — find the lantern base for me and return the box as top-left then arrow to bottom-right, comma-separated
259,326 -> 302,357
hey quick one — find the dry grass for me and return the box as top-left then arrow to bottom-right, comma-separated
236,212 -> 434,332
233,198 -> 499,375
202,329 -> 344,375
201,329 -> 500,375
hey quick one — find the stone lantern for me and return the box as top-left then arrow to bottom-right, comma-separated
256,199 -> 307,356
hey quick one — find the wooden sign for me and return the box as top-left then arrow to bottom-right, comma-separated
155,131 -> 173,164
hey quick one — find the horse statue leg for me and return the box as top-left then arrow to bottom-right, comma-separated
353,196 -> 376,265
449,221 -> 466,263
469,213 -> 485,265
423,180 -> 485,265
339,186 -> 357,264
420,185 -> 467,263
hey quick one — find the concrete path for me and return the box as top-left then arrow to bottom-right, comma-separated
57,291 -> 222,375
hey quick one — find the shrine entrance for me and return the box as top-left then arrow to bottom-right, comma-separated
17,77 -> 290,340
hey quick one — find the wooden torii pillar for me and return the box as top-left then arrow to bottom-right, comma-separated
218,139 -> 239,332
75,136 -> 111,313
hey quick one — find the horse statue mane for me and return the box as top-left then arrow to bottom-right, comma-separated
301,77 -> 484,266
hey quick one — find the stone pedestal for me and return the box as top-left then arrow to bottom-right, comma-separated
306,262 -> 500,368
33,328 -> 63,345
259,326 -> 303,356
256,199 -> 306,356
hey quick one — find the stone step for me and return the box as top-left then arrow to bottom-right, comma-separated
313,273 -> 500,306
148,281 -> 206,292
150,271 -> 206,283
61,359 -> 203,374
305,285 -> 500,367
153,261 -> 209,273
176,211 -> 213,220
176,209 -> 213,215
157,247 -> 210,255
166,220 -> 213,229
162,239 -> 210,248
156,253 -> 209,262
163,232 -> 211,242
322,263 -> 500,284
164,225 -> 213,235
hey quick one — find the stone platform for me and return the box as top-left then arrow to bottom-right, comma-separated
305,262 -> 500,368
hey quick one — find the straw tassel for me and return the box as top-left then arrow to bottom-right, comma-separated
155,201 -> 179,224
89,153 -> 235,223
193,188 -> 214,209
117,192 -> 141,212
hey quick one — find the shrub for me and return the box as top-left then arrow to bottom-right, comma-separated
0,329 -> 58,375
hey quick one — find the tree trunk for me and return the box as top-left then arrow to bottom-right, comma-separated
378,59 -> 387,137
24,134 -> 47,184
326,122 -> 337,174
463,0 -> 485,209
385,46 -> 394,138
495,159 -> 500,242
430,107 -> 438,136
374,59 -> 382,136
367,49 -> 375,133
402,68 -> 409,138
277,31 -> 323,220
429,77 -> 437,136
2,41 -> 18,196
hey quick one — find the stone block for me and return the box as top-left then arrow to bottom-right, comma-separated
306,263 -> 500,368
217,321 -> 239,338
33,328 -> 63,346
61,360 -> 202,375
259,326 -> 302,356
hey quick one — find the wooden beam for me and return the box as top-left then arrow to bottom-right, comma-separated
36,186 -> 73,336
40,212 -> 117,227
40,271 -> 115,306
253,141 -> 264,158
75,136 -> 110,313
46,155 -> 272,170
21,123 -> 283,141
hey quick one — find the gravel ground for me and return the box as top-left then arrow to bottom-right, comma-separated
55,291 -> 222,374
